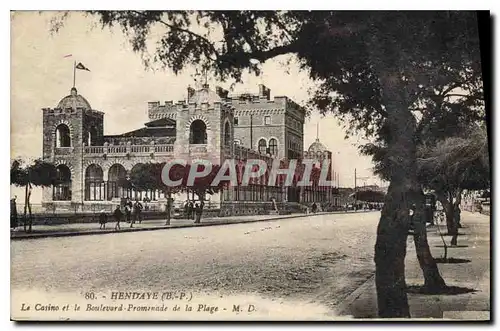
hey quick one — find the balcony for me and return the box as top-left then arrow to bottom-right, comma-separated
83,144 -> 174,157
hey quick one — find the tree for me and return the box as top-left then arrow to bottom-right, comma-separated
54,11 -> 484,317
130,162 -> 230,224
128,162 -> 183,225
186,163 -> 228,223
10,159 -> 59,232
418,125 -> 489,245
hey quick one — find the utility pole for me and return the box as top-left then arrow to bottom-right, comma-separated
354,168 -> 357,192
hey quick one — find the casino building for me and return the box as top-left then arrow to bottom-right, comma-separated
41,83 -> 340,214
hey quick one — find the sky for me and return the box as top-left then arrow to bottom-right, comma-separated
10,11 -> 381,202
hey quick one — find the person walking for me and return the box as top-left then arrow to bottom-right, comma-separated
113,205 -> 123,231
188,201 -> 194,220
133,199 -> 143,226
98,210 -> 107,230
143,195 -> 150,211
124,198 -> 132,224
10,196 -> 18,229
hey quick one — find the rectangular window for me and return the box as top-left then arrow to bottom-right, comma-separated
234,117 -> 239,126
264,116 -> 271,125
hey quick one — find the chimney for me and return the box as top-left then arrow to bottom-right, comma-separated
258,84 -> 270,100
148,101 -> 160,111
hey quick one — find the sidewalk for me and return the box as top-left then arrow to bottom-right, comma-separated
10,210 -> 368,240
337,211 -> 491,320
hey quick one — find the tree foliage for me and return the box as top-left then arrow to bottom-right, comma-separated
418,124 -> 489,194
10,158 -> 59,232
10,159 -> 59,187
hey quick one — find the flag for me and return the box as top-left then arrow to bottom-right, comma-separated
63,54 -> 73,58
75,62 -> 90,72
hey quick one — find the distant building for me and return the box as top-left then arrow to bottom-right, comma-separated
42,84 -> 340,214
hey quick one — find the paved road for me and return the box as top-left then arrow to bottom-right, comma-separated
11,212 -> 380,320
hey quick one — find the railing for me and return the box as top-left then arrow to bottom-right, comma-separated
108,145 -> 127,154
83,144 -> 174,156
131,145 -> 150,153
155,145 -> 174,153
86,146 -> 104,154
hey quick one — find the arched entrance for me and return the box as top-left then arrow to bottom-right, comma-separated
85,164 -> 105,201
107,164 -> 128,200
53,164 -> 72,201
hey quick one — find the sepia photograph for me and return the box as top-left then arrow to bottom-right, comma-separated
9,9 -> 490,321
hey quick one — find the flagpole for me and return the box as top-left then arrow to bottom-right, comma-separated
73,61 -> 76,88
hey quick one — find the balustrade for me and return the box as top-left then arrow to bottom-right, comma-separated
81,143 -> 174,156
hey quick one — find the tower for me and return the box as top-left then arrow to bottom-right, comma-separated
173,84 -> 234,165
42,87 -> 104,208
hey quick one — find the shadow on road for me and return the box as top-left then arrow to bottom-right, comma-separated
433,257 -> 472,264
406,285 -> 477,295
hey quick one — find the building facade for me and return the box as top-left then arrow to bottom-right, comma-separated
41,84 -> 339,213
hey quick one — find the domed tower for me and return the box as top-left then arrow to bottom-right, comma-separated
173,84 -> 234,165
42,87 -> 104,208
305,123 -> 332,169
301,123 -> 334,204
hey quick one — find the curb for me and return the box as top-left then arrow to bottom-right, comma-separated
11,211 -> 374,241
335,274 -> 376,316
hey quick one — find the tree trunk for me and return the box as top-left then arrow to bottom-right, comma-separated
368,31 -> 427,317
27,184 -> 33,232
23,184 -> 28,232
373,73 -> 415,318
443,199 -> 454,234
376,183 -> 411,318
450,192 -> 462,246
412,192 -> 446,290
165,192 -> 172,225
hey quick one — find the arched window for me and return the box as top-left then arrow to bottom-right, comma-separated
258,139 -> 267,155
53,165 -> 72,201
85,164 -> 104,201
224,121 -> 231,146
269,138 -> 278,156
189,120 -> 207,144
55,124 -> 71,147
107,164 -> 128,200
87,126 -> 98,146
